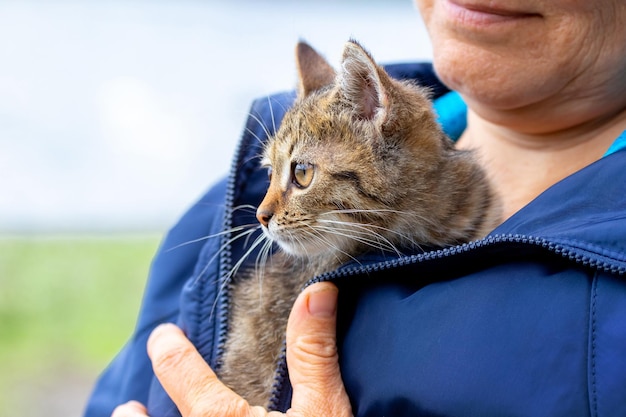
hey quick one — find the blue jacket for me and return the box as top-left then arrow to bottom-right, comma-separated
84,63 -> 626,417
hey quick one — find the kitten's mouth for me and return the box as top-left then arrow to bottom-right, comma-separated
274,235 -> 327,257
262,225 -> 332,258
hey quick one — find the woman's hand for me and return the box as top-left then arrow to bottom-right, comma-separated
111,282 -> 352,417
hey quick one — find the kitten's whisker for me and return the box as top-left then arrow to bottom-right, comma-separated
240,148 -> 266,167
254,238 -> 275,301
299,226 -> 363,266
244,126 -> 266,146
255,238 -> 274,275
318,218 -> 408,240
320,207 -> 444,232
227,231 -> 269,282
242,225 -> 262,248
314,228 -> 398,256
194,225 -> 261,281
267,96 -> 277,138
319,218 -> 424,252
355,223 -> 421,253
319,208 -> 407,216
268,94 -> 290,114
232,204 -> 259,214
165,223 -> 260,252
210,229 -> 268,318
314,223 -> 405,256
248,111 -> 275,143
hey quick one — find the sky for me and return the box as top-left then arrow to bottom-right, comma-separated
0,0 -> 433,233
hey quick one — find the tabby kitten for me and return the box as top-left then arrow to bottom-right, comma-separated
219,40 -> 500,407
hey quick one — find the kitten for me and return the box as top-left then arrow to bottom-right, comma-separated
219,40 -> 500,407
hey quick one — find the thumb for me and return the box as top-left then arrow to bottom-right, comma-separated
286,282 -> 352,417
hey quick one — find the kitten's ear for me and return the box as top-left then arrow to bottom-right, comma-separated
339,40 -> 388,122
295,41 -> 336,98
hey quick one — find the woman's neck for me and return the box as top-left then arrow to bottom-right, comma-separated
456,107 -> 626,220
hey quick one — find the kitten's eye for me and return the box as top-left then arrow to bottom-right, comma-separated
266,166 -> 273,181
292,162 -> 314,188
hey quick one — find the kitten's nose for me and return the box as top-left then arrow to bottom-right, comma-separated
256,208 -> 273,228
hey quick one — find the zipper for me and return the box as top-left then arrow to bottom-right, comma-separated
213,92 -> 292,373
266,232 -> 626,410
212,120 -> 247,372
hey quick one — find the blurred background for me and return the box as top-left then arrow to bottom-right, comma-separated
0,0 -> 432,415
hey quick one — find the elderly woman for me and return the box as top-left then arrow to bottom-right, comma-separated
89,0 -> 626,416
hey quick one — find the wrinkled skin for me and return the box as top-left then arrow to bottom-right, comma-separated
416,0 -> 626,219
111,283 -> 353,417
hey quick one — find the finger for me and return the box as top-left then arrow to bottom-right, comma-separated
286,282 -> 353,417
111,400 -> 148,417
147,323 -> 251,417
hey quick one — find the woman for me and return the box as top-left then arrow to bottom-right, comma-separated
90,0 -> 626,416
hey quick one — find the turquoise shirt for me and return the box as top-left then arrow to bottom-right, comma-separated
433,91 -> 626,157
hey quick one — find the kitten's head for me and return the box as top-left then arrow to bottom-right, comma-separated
257,40 -> 459,259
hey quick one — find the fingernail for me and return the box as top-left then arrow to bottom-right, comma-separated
150,322 -> 177,339
307,285 -> 338,317
147,323 -> 180,354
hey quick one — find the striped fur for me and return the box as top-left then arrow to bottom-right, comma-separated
219,40 -> 500,407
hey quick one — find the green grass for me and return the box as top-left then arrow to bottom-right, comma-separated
0,234 -> 161,414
